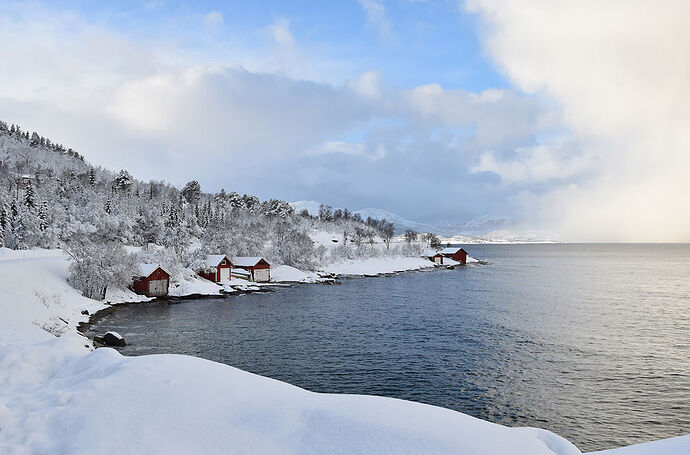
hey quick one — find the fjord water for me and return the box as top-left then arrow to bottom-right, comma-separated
87,244 -> 690,452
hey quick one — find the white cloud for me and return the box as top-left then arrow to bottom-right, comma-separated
265,17 -> 295,48
348,71 -> 383,100
358,0 -> 392,39
203,11 -> 224,27
467,0 -> 690,241
472,141 -> 592,184
306,141 -> 386,160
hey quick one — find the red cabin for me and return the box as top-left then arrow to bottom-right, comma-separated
232,257 -> 271,282
132,264 -> 170,297
440,247 -> 468,265
198,255 -> 232,283
430,253 -> 445,265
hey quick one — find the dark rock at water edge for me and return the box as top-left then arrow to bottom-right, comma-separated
95,332 -> 126,347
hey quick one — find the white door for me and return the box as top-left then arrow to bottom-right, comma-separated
149,279 -> 167,296
434,256 -> 441,264
253,268 -> 270,282
219,267 -> 230,282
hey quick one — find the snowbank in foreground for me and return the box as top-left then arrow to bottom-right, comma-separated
0,329 -> 582,455
321,256 -> 435,276
0,248 -> 687,454
588,435 -> 690,455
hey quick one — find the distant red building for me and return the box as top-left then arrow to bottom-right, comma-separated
197,255 -> 232,283
440,247 -> 468,265
132,264 -> 170,297
430,253 -> 445,265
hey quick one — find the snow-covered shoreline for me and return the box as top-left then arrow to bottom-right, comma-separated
0,247 -> 687,454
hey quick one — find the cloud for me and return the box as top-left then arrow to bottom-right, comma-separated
265,17 -> 295,48
358,0 -> 392,39
203,11 -> 224,28
466,0 -> 690,241
0,1 -> 561,227
306,141 -> 387,161
347,70 -> 383,100
472,140 -> 593,184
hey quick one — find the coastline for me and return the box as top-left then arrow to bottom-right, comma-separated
1,247 -> 687,454
78,259 -> 447,342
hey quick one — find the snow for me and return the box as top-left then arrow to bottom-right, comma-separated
442,257 -> 461,266
321,256 -> 436,276
0,248 -> 106,334
420,248 -> 438,258
232,256 -> 266,267
0,247 -> 686,454
271,265 -> 321,283
104,286 -> 152,304
168,273 -> 222,297
137,263 -> 166,278
0,333 -> 584,455
440,246 -> 465,255
105,330 -> 123,340
587,435 -> 690,455
204,254 -> 229,267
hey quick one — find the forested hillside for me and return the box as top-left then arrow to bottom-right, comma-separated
0,121 -> 415,298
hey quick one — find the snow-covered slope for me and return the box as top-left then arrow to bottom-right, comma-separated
289,200 -> 324,216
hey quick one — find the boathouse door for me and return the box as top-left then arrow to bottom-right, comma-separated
149,279 -> 167,296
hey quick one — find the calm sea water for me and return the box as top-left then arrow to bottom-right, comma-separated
87,244 -> 690,452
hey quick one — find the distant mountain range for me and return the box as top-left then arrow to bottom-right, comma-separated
290,201 -> 556,243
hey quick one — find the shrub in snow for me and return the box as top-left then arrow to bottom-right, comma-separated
65,234 -> 137,300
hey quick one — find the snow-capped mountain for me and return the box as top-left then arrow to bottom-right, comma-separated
289,201 -> 555,242
289,201 -> 438,234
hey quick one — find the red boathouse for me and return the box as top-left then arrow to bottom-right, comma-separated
440,247 -> 468,265
198,255 -> 232,283
132,264 -> 170,297
232,257 -> 271,282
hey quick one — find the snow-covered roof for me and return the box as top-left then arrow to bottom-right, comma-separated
440,247 -> 465,255
420,249 -> 440,258
232,256 -> 267,267
137,263 -> 168,278
205,255 -> 230,268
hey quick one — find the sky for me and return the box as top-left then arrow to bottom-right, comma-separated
0,0 -> 688,241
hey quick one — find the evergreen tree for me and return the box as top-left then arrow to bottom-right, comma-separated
181,180 -> 201,205
24,184 -> 36,208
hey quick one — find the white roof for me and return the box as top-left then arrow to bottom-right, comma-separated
420,249 -> 438,258
137,263 -> 167,277
232,256 -> 267,267
205,255 -> 229,267
440,247 -> 465,255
